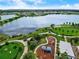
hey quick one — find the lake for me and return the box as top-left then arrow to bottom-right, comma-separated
0,14 -> 79,35
0,15 -> 16,21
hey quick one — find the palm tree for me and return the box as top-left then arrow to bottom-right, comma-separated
51,24 -> 55,28
0,16 -> 1,20
71,30 -> 74,33
67,30 -> 69,34
72,22 -> 75,26
66,22 -> 68,25
69,22 -> 71,25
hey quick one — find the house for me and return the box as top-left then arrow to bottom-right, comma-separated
59,41 -> 75,59
41,46 -> 52,53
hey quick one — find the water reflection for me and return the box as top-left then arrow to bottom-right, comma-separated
0,14 -> 79,35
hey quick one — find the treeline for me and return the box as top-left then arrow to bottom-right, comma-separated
64,22 -> 79,27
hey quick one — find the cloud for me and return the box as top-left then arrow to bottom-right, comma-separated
0,0 -> 30,9
27,0 -> 44,5
37,4 -> 79,9
59,4 -> 79,9
24,0 -> 45,6
12,0 -> 26,7
0,0 -> 79,9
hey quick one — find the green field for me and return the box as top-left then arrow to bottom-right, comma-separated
52,27 -> 79,36
0,42 -> 24,59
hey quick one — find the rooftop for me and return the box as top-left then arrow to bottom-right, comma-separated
59,41 -> 75,57
41,46 -> 52,52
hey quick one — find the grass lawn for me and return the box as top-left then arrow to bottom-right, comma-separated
0,42 -> 24,59
52,27 -> 79,36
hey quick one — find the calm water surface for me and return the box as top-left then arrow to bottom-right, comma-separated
0,15 -> 16,21
0,14 -> 79,35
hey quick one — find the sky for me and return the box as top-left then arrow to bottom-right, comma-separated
0,0 -> 79,9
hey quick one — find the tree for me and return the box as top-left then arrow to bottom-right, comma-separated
71,30 -> 74,33
74,38 -> 78,43
67,30 -> 69,34
0,16 -> 1,20
28,41 -> 37,51
13,46 -> 17,49
0,46 -> 2,48
62,29 -> 64,32
51,24 -> 55,28
58,28 -> 61,31
5,42 -> 9,45
34,35 -> 41,42
66,22 -> 68,25
18,47 -> 22,52
61,52 -> 69,59
3,20 -> 8,23
72,22 -> 75,26
69,22 -> 71,25
23,51 -> 36,59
